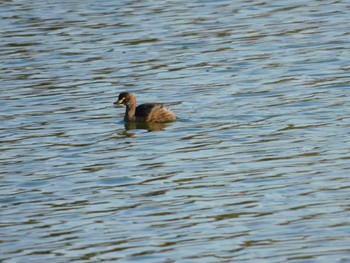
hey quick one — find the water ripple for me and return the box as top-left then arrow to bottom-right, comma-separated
1,0 -> 350,262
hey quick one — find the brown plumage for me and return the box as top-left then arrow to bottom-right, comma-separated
114,92 -> 176,123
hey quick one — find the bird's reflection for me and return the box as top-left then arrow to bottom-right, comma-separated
124,121 -> 170,132
115,121 -> 172,138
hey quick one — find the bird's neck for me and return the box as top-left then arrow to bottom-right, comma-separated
124,99 -> 136,121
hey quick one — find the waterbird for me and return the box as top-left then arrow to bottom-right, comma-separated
114,92 -> 176,123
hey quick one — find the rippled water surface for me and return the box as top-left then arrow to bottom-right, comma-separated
1,0 -> 350,262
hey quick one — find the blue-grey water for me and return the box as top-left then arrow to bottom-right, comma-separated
1,0 -> 350,262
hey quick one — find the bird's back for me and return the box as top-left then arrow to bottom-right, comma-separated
135,103 -> 175,123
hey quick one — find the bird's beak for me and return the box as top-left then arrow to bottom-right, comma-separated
113,98 -> 125,105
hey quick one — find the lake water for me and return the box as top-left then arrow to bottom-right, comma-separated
1,0 -> 350,262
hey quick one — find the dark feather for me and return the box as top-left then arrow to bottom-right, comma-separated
135,103 -> 164,119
